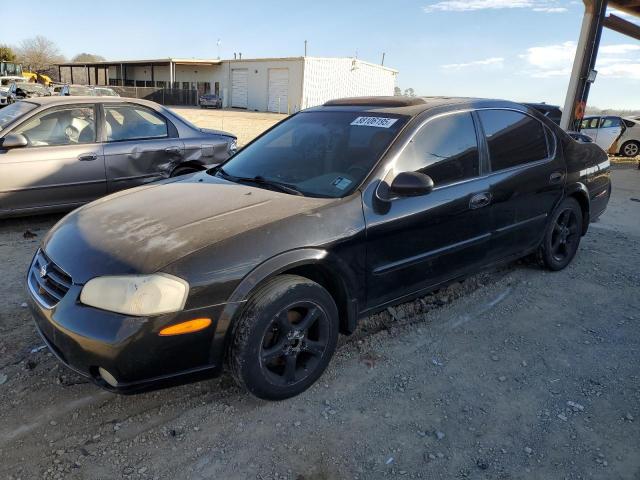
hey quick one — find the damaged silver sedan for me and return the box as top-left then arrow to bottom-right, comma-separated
0,96 -> 236,217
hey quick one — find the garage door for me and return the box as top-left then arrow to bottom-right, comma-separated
268,68 -> 289,113
231,69 -> 248,109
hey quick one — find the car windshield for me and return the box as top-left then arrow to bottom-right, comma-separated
69,86 -> 94,95
19,84 -> 47,93
212,110 -> 407,198
1,78 -> 23,86
0,101 -> 37,131
95,88 -> 117,96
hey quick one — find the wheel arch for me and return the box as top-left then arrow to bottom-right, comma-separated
565,182 -> 590,235
217,249 -> 360,354
170,160 -> 206,177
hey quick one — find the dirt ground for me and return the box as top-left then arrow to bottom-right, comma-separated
172,107 -> 286,147
0,163 -> 639,480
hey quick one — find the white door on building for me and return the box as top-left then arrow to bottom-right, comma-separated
231,69 -> 248,108
268,68 -> 289,113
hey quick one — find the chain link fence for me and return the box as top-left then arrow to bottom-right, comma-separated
109,87 -> 199,106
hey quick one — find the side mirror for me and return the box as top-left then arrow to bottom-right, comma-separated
1,133 -> 28,149
389,171 -> 434,197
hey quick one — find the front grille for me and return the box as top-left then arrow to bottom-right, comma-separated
28,250 -> 73,309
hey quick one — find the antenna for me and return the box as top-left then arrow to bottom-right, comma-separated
381,52 -> 385,66
217,39 -> 221,59
304,40 -> 308,57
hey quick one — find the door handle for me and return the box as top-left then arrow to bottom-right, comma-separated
78,153 -> 98,161
469,192 -> 492,210
549,171 -> 564,184
164,146 -> 181,154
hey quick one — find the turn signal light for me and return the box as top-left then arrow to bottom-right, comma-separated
159,318 -> 212,336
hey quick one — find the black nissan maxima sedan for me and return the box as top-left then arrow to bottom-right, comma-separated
27,96 -> 611,400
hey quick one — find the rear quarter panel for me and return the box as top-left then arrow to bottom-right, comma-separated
559,132 -> 611,220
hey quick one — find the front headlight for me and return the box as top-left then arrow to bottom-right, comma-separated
228,138 -> 237,155
80,273 -> 189,316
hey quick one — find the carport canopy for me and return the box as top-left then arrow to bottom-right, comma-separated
561,0 -> 640,130
55,58 -> 222,87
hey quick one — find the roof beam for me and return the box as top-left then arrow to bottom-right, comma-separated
604,13 -> 640,40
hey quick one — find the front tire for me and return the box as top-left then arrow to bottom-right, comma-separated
538,197 -> 583,271
229,275 -> 339,400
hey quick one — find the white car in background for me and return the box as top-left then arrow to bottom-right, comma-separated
0,76 -> 26,90
580,115 -> 640,157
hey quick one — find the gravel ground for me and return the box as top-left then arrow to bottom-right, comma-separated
172,107 -> 285,146
0,167 -> 638,480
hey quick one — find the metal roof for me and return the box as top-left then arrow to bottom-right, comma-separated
56,56 -> 397,72
311,96 -> 533,118
18,96 -> 163,109
56,58 -> 223,67
609,0 -> 640,18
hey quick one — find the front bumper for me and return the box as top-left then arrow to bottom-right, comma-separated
27,266 -> 227,393
200,100 -> 221,107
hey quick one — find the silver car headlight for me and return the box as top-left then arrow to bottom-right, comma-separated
228,138 -> 238,155
80,273 -> 189,316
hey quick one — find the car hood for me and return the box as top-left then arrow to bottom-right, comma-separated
42,173 -> 334,283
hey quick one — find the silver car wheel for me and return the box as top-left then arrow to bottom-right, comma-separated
623,142 -> 639,157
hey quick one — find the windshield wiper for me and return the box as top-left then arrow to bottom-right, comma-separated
234,175 -> 304,196
210,165 -> 231,178
211,167 -> 303,196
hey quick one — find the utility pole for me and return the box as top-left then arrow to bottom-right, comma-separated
304,40 -> 307,56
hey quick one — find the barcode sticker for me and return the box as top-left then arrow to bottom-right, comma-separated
350,116 -> 398,128
332,177 -> 352,190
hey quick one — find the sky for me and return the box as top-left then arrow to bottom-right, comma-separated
3,0 -> 639,109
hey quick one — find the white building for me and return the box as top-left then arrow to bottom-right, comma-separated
56,56 -> 398,112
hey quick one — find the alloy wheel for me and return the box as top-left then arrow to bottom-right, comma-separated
260,301 -> 329,386
551,209 -> 579,262
623,142 -> 639,157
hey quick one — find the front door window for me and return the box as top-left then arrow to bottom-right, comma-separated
13,106 -> 96,146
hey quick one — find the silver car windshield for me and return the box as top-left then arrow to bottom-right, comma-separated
0,101 -> 38,131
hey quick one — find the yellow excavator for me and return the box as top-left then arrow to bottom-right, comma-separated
22,71 -> 53,85
0,61 -> 52,85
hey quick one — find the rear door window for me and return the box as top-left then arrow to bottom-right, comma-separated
478,110 -> 549,171
394,112 -> 480,187
104,104 -> 168,142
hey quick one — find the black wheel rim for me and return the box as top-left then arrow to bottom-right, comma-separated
551,209 -> 579,262
259,301 -> 330,387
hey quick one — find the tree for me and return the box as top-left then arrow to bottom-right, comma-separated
403,88 -> 416,97
16,36 -> 65,73
72,53 -> 106,63
394,86 -> 402,96
0,45 -> 17,62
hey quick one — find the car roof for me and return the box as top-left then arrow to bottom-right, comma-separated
22,96 -> 160,109
312,96 -> 536,117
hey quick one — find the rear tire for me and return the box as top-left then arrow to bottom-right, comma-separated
537,197 -> 583,271
229,275 -> 339,400
620,141 -> 639,158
